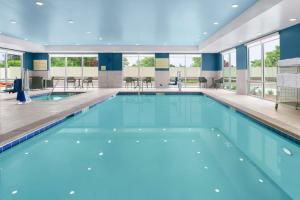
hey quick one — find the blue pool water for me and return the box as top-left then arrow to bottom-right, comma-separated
31,92 -> 81,101
0,94 -> 299,200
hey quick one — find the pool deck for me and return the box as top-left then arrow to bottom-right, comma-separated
1,88 -> 300,146
0,88 -> 118,146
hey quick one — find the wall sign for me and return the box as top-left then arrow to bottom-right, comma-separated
33,60 -> 48,71
155,58 -> 169,69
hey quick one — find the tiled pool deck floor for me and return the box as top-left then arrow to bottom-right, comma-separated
1,88 -> 300,146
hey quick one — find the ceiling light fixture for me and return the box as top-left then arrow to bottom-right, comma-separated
98,37 -> 103,40
36,1 -> 44,6
232,4 -> 239,8
24,38 -> 28,41
86,31 -> 91,34
289,18 -> 297,22
67,20 -> 74,24
10,20 -> 17,24
213,22 -> 219,25
203,32 -> 208,35
238,40 -> 243,43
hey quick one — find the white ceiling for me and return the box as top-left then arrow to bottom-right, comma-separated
1,0 -> 299,53
199,0 -> 300,53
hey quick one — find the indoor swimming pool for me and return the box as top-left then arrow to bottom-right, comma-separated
0,93 -> 299,200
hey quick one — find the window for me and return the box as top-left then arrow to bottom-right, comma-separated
50,56 -> 66,88
51,57 -> 65,67
169,54 -> 202,87
50,54 -> 98,88
222,50 -> 237,91
0,52 -> 5,82
122,54 -> 155,88
7,54 -> 22,80
83,56 -> 98,84
67,56 -> 82,78
0,50 -> 22,91
248,34 -> 280,101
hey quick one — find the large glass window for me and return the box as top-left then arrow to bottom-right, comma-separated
122,54 -> 155,88
50,56 -> 66,88
7,54 -> 22,80
0,52 -> 5,81
222,50 -> 236,91
249,44 -> 263,97
169,54 -> 202,87
83,56 -> 98,87
264,40 -> 280,101
248,35 -> 280,100
0,50 -> 22,91
50,54 -> 98,89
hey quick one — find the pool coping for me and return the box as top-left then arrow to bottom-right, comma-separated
1,90 -> 300,154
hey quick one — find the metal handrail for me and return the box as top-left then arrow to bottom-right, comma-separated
48,79 -> 60,96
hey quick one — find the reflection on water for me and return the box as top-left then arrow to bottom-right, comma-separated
0,94 -> 298,200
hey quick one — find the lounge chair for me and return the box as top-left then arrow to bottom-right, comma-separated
124,77 -> 134,88
67,77 -> 76,88
83,77 -> 94,88
169,77 -> 178,86
213,77 -> 223,89
143,77 -> 153,88
198,77 -> 207,88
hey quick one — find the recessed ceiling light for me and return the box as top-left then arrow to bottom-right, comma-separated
135,44 -> 139,46
24,38 -> 28,41
98,37 -> 103,40
86,31 -> 91,34
232,4 -> 239,8
10,20 -> 17,24
257,32 -> 262,35
203,32 -> 208,35
67,20 -> 74,24
289,18 -> 297,22
36,1 -> 44,6
238,40 -> 243,43
213,22 -> 219,25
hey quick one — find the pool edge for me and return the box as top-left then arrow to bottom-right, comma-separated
0,93 -> 116,154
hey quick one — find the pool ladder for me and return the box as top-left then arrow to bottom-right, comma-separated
48,79 -> 60,96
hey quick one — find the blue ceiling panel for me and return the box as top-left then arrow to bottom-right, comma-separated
0,0 -> 257,45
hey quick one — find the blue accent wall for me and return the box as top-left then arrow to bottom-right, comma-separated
236,45 -> 247,70
23,52 -> 49,70
202,53 -> 222,71
99,53 -> 122,71
155,53 -> 169,59
280,23 -> 300,60
23,52 -> 33,70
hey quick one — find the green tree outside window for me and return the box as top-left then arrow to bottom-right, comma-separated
251,45 -> 280,67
